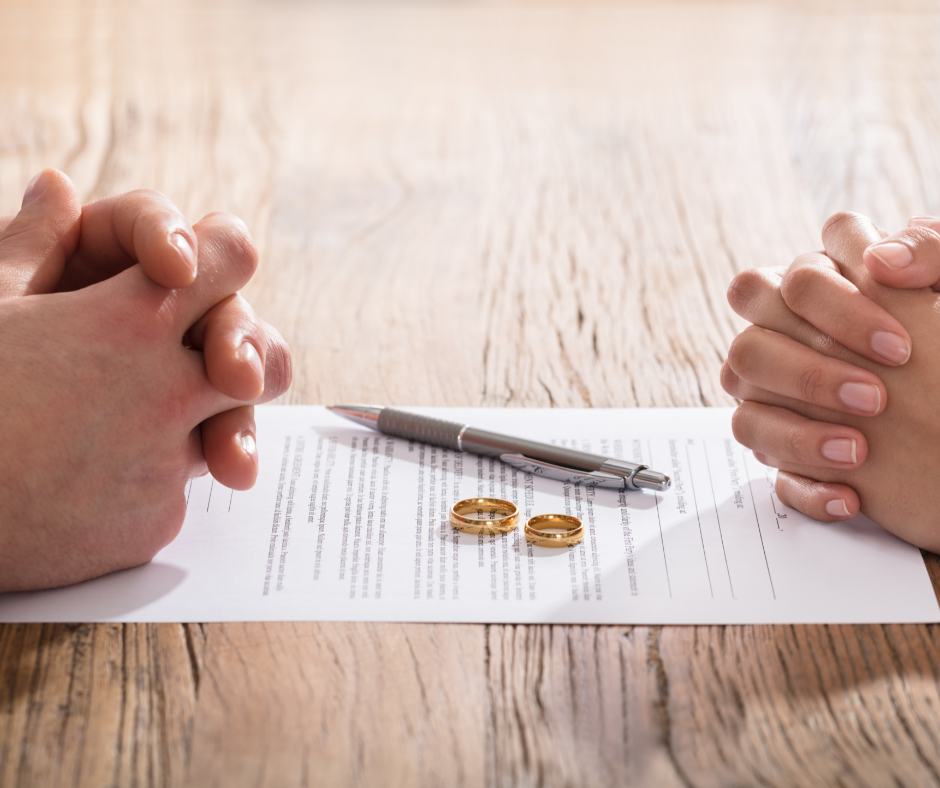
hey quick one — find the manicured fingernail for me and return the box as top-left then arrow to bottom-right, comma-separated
871,331 -> 911,365
866,241 -> 913,269
239,432 -> 257,461
822,438 -> 857,464
839,382 -> 881,414
169,231 -> 197,275
825,499 -> 851,517
909,215 -> 939,226
237,341 -> 265,393
22,170 -> 51,207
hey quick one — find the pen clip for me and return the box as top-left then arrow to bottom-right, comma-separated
499,454 -> 626,488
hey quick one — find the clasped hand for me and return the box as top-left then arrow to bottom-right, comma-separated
0,170 -> 291,591
724,210 -> 940,551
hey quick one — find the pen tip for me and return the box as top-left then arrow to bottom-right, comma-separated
633,469 -> 672,492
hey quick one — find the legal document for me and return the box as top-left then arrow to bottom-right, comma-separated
2,406 -> 937,624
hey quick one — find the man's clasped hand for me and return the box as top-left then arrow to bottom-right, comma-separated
1,168 -> 938,592
0,169 -> 290,591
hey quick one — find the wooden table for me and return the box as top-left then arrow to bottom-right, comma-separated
3,0 -> 940,785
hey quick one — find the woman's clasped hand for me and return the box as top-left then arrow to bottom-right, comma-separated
0,169 -> 291,592
723,210 -> 940,551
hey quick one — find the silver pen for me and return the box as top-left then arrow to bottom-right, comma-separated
327,405 -> 672,492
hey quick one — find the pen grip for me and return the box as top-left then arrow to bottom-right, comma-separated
378,408 -> 463,451
461,428 -> 606,469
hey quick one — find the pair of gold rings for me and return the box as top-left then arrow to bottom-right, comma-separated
449,498 -> 584,548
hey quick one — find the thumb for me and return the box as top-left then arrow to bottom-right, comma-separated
860,218 -> 940,292
0,169 -> 81,298
820,211 -> 883,286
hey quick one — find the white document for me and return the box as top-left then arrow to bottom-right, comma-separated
1,406 -> 937,624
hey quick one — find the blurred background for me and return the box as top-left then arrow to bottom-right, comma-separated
2,0 -> 937,410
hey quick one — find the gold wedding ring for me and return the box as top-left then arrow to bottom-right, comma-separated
449,498 -> 520,535
524,514 -> 584,548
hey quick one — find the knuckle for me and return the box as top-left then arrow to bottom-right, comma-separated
753,452 -> 779,469
904,226 -> 940,256
726,334 -> 745,370
126,188 -> 170,207
264,329 -> 293,399
782,423 -> 808,462
726,326 -> 762,376
229,230 -> 259,278
730,405 -> 754,445
204,294 -> 246,335
822,210 -> 864,240
203,213 -> 259,280
775,473 -> 805,510
779,471 -> 826,512
813,332 -> 840,357
796,363 -> 826,404
726,269 -> 767,313
229,294 -> 262,332
780,264 -> 820,312
200,210 -> 229,222
791,252 -> 821,267
720,360 -> 742,397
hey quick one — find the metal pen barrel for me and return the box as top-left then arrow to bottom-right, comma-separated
459,427 -> 626,473
373,407 -> 668,491
378,408 -> 617,470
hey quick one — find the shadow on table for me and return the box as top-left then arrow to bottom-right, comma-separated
0,561 -> 187,622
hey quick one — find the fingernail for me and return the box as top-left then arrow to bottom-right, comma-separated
237,341 -> 265,392
22,170 -> 51,207
867,241 -> 913,269
825,499 -> 851,517
239,432 -> 257,461
871,331 -> 911,365
909,215 -> 939,226
169,231 -> 197,275
822,438 -> 857,464
839,382 -> 881,414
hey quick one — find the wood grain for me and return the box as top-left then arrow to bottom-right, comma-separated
185,623 -> 484,788
3,0 -> 940,785
0,623 -> 202,786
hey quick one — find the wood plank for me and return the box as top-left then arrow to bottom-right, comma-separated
662,624 -> 940,786
488,624 -> 940,787
486,625 -> 686,787
185,623 -> 485,788
0,623 -> 200,787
